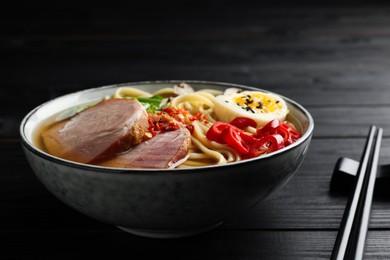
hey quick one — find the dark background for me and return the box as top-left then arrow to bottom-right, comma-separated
4,0 -> 390,128
4,0 -> 390,259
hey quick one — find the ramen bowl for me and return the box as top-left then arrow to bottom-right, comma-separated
20,80 -> 314,238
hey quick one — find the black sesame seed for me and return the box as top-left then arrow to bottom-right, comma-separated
276,100 -> 280,104
246,107 -> 255,113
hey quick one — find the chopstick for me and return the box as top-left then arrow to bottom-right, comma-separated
330,125 -> 383,260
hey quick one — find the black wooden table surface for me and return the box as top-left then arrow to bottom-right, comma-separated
3,2 -> 390,259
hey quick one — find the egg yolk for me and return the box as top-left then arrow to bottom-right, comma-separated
233,93 -> 282,114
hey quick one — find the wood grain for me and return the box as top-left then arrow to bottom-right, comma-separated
4,138 -> 390,231
3,3 -> 390,259
1,229 -> 390,259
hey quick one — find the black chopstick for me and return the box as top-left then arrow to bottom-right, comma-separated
331,125 -> 383,260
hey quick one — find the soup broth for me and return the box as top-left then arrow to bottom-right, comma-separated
35,84 -> 302,169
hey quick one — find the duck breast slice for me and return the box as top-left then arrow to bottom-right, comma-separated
42,99 -> 149,164
100,128 -> 191,169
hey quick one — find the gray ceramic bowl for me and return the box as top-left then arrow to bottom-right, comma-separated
20,80 -> 314,238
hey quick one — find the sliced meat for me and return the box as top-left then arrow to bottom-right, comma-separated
41,99 -> 149,164
99,128 -> 191,169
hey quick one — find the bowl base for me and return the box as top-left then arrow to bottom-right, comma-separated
117,222 -> 223,238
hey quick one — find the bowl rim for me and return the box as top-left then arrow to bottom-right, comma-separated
20,80 -> 314,174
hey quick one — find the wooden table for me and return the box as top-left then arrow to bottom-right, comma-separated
3,3 -> 390,259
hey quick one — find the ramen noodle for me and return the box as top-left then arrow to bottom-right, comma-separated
37,83 -> 301,169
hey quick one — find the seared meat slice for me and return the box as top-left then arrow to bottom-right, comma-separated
42,99 -> 149,164
100,128 -> 191,169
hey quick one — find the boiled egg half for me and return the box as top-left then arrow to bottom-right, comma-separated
214,90 -> 289,127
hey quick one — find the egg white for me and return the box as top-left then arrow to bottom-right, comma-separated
214,91 -> 289,127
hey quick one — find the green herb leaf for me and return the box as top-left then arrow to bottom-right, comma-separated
137,96 -> 164,106
135,95 -> 167,113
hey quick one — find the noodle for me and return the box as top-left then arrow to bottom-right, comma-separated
114,86 -> 240,167
186,137 -> 227,165
170,91 -> 240,167
152,87 -> 178,97
183,122 -> 228,167
171,93 -> 215,112
114,87 -> 152,98
38,83 -> 301,169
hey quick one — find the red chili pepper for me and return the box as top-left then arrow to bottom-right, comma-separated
248,134 -> 284,158
256,118 -> 280,136
147,116 -> 157,137
206,118 -> 301,159
186,124 -> 194,134
278,122 -> 301,145
160,121 -> 179,132
206,122 -> 230,143
206,121 -> 256,154
275,124 -> 291,144
281,122 -> 301,139
221,126 -> 250,154
230,117 -> 257,129
240,131 -> 258,144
